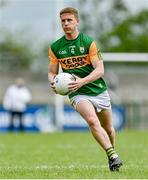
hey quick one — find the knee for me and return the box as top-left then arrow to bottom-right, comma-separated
87,116 -> 99,129
105,126 -> 115,136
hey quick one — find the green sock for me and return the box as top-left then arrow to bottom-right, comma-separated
106,147 -> 118,159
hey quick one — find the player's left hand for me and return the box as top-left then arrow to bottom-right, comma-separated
68,78 -> 85,92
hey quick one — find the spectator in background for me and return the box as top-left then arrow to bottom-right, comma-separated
3,77 -> 32,131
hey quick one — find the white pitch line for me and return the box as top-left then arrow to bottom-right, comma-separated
0,164 -> 106,170
0,164 -> 148,170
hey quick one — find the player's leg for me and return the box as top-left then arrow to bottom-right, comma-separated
76,100 -> 114,150
97,109 -> 123,171
97,109 -> 115,147
76,100 -> 122,171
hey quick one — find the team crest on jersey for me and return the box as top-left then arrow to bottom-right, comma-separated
69,45 -> 76,54
80,47 -> 85,53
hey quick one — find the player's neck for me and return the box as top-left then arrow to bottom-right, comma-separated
65,30 -> 79,40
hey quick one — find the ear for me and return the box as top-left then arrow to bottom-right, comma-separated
76,18 -> 80,25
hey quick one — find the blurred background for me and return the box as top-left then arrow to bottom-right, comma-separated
0,0 -> 148,132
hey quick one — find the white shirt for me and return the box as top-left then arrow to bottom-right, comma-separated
3,85 -> 32,112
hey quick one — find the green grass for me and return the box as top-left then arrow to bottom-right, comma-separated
0,130 -> 148,179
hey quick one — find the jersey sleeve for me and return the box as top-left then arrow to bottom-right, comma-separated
49,48 -> 59,64
89,41 -> 103,61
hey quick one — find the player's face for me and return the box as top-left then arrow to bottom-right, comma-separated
60,13 -> 79,35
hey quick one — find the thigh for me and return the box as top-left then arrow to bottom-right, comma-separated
76,100 -> 99,124
97,109 -> 113,129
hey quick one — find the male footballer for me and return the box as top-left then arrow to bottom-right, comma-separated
48,7 -> 123,171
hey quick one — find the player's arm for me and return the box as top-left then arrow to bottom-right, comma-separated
48,64 -> 59,81
48,48 -> 59,91
82,41 -> 104,84
69,42 -> 104,91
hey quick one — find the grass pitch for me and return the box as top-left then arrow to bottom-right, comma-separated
0,130 -> 148,179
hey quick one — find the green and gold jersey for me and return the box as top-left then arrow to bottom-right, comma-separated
49,33 -> 107,98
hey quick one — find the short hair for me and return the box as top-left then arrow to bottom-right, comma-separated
60,7 -> 79,19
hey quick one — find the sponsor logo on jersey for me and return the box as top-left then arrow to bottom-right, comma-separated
58,50 -> 67,55
59,55 -> 89,69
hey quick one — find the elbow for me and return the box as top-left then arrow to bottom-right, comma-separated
96,64 -> 104,78
99,69 -> 104,78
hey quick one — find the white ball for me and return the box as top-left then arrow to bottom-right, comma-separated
54,73 -> 76,95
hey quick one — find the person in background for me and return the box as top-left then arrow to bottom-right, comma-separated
3,77 -> 32,131
48,7 -> 123,171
